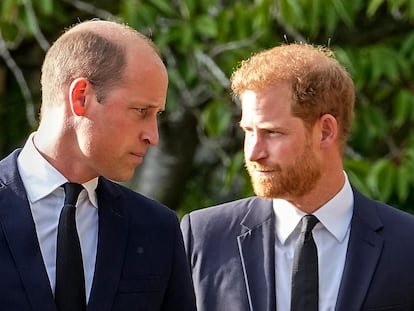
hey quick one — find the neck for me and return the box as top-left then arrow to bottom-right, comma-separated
291,169 -> 345,214
34,124 -> 96,184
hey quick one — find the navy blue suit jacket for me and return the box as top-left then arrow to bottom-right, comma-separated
0,150 -> 196,311
181,190 -> 414,311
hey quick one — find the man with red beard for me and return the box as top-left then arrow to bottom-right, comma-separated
181,43 -> 414,311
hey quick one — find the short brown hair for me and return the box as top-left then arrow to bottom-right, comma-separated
40,28 -> 125,109
231,43 -> 355,151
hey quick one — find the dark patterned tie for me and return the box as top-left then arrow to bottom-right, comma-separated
291,215 -> 319,311
55,182 -> 86,311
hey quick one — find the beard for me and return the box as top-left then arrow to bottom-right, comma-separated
245,140 -> 322,199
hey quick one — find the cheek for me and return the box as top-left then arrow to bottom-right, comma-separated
77,121 -> 114,158
100,114 -> 131,142
265,139 -> 286,153
268,142 -> 302,165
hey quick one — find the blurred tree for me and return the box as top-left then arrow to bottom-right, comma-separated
1,0 -> 414,215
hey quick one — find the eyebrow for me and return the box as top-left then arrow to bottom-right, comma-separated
136,103 -> 164,111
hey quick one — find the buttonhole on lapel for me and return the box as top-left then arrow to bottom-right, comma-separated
136,246 -> 145,254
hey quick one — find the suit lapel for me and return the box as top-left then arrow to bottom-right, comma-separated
237,198 -> 276,311
87,178 -> 128,311
0,150 -> 57,311
335,188 -> 384,311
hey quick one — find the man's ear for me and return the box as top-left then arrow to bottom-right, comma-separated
69,78 -> 90,116
319,114 -> 338,148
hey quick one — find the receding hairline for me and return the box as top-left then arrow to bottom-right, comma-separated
62,20 -> 160,56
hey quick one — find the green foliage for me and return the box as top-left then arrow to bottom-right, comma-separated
201,101 -> 231,137
277,0 -> 360,37
1,0 -> 414,214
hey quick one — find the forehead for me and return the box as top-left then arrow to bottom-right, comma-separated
240,85 -> 293,118
124,36 -> 166,74
119,49 -> 167,107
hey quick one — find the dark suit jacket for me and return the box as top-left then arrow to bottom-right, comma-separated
0,150 -> 196,311
181,189 -> 414,311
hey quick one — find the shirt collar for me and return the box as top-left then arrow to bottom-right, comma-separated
274,172 -> 354,244
17,132 -> 98,207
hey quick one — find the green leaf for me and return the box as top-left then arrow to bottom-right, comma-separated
194,14 -> 218,38
367,159 -> 395,201
380,49 -> 403,83
201,101 -> 231,136
277,0 -> 305,29
324,4 -> 340,35
401,32 -> 414,56
367,48 -> 385,84
330,0 -> 353,28
344,158 -> 372,196
148,0 -> 175,16
0,21 -> 20,42
34,0 -> 53,15
233,2 -> 252,39
346,170 -> 372,197
179,0 -> 194,19
224,150 -> 244,188
361,105 -> 388,139
367,0 -> 385,17
408,0 -> 414,19
309,0 -> 321,36
170,23 -> 194,52
392,90 -> 414,128
216,8 -> 232,42
1,0 -> 18,20
396,165 -> 411,202
334,48 -> 356,76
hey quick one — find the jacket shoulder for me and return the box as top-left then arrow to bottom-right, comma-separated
182,196 -> 272,234
190,196 -> 263,218
0,149 -> 21,185
353,186 -> 414,232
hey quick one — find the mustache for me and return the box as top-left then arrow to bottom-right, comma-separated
245,161 -> 281,172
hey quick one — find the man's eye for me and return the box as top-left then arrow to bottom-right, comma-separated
135,108 -> 148,114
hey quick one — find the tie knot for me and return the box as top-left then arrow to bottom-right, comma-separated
301,214 -> 319,233
63,182 -> 83,206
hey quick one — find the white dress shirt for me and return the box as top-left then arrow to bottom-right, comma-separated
274,173 -> 354,311
16,133 -> 99,301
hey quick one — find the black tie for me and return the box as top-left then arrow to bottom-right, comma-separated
291,214 -> 319,311
55,182 -> 86,311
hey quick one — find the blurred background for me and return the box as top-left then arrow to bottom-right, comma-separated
1,0 -> 414,217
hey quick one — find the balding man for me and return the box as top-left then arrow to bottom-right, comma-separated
0,20 -> 196,311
